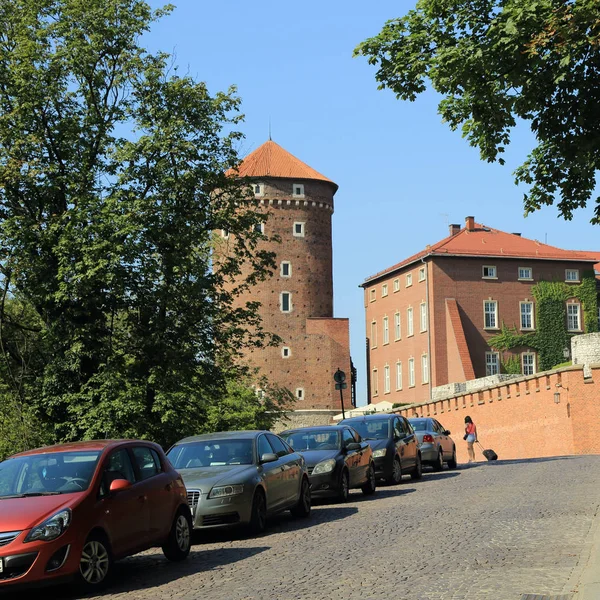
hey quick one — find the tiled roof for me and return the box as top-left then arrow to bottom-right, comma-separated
227,140 -> 337,188
363,222 -> 600,285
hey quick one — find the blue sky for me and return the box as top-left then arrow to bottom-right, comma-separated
145,1 -> 599,406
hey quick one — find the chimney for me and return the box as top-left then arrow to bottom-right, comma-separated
465,216 -> 475,231
449,223 -> 461,236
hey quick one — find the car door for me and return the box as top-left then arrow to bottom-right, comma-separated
257,434 -> 285,511
267,434 -> 301,507
393,418 -> 405,462
130,446 -> 174,543
350,429 -> 371,483
400,417 -> 418,469
97,448 -> 149,556
434,420 -> 452,458
341,428 -> 361,487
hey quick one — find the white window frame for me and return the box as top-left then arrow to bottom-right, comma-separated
482,265 -> 497,279
420,302 -> 427,332
421,354 -> 429,384
485,351 -> 499,376
565,268 -> 580,282
370,320 -> 377,348
293,222 -> 305,237
418,267 -> 426,282
408,358 -> 415,388
393,278 -> 400,292
394,312 -> 401,341
280,291 -> 292,313
372,369 -> 379,396
395,361 -> 403,390
384,365 -> 391,394
369,288 -> 376,302
295,388 -> 304,399
484,300 -> 498,330
520,301 -> 534,330
280,261 -> 292,278
292,183 -> 305,198
253,222 -> 265,235
518,266 -> 533,281
382,283 -> 388,297
567,303 -> 581,331
522,352 -> 536,376
406,273 -> 413,287
221,229 -> 229,239
407,307 -> 414,337
281,346 -> 291,358
253,183 -> 264,197
383,316 -> 389,345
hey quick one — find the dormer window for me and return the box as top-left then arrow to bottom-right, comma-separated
254,183 -> 264,196
292,183 -> 305,197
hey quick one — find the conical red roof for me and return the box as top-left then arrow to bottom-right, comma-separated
229,140 -> 337,189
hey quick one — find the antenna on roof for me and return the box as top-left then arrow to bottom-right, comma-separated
269,116 -> 272,141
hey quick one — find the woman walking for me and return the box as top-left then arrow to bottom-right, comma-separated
464,416 -> 477,463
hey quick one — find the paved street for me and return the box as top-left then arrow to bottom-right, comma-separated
12,456 -> 600,600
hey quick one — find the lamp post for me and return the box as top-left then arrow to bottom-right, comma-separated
334,369 -> 347,419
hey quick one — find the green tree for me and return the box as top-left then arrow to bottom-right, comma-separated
355,0 -> 600,223
0,0 -> 276,453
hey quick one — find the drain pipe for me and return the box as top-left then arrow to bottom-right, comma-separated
421,257 -> 432,400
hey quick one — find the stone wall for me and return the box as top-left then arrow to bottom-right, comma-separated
432,374 -> 519,401
572,332 -> 600,377
271,410 -> 337,434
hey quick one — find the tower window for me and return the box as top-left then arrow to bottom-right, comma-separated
295,388 -> 304,399
221,229 -> 229,239
254,183 -> 264,196
253,222 -> 264,234
292,184 -> 305,197
280,292 -> 292,313
280,261 -> 292,277
282,347 -> 291,358
293,222 -> 305,237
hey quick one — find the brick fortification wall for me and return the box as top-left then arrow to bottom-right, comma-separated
396,365 -> 600,464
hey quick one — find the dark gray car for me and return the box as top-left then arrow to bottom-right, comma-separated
167,431 -> 311,533
280,426 -> 376,502
340,414 -> 422,484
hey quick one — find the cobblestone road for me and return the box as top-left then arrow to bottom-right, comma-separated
11,456 -> 600,600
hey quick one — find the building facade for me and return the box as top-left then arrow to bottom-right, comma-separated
226,140 -> 352,411
362,216 -> 600,405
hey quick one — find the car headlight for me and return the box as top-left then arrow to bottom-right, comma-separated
372,449 -> 387,458
25,508 -> 71,543
209,484 -> 244,499
312,459 -> 336,475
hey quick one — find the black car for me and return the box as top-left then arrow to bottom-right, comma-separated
280,426 -> 376,502
340,414 -> 422,484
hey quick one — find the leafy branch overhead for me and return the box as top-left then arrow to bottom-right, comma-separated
355,0 -> 600,223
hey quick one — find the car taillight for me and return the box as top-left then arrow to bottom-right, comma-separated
422,434 -> 434,443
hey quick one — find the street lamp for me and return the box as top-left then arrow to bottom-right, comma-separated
334,369 -> 347,419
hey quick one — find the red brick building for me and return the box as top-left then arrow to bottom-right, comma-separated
361,216 -> 599,405
226,141 -> 351,411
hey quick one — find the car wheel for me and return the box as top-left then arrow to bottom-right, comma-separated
249,488 -> 267,534
338,469 -> 350,502
290,477 -> 311,518
361,463 -> 376,496
433,449 -> 444,472
411,454 -> 423,480
387,457 -> 402,485
78,532 -> 112,589
162,507 -> 192,561
447,447 -> 458,469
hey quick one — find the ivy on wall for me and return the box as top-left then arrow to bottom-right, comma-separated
489,271 -> 598,372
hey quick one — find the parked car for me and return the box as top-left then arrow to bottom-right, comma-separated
0,440 -> 191,591
340,414 -> 422,484
408,418 -> 457,470
279,425 -> 376,502
167,431 -> 311,533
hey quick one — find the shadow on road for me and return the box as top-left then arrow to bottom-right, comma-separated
6,546 -> 269,600
416,471 -> 461,482
354,486 -> 416,502
457,455 -> 589,469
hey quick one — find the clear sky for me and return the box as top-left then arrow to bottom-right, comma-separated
145,1 -> 599,406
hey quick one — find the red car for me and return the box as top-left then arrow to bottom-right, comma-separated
0,440 -> 192,590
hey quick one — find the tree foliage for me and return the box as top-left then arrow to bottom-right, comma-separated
0,0 -> 277,455
355,0 -> 600,223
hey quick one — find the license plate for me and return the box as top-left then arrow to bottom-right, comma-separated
0,558 -> 3,573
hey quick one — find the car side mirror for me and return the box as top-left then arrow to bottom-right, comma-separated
345,442 -> 361,451
260,453 -> 278,464
109,479 -> 132,493
444,430 -> 451,435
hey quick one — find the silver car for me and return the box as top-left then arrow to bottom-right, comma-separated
167,431 -> 311,533
408,418 -> 457,470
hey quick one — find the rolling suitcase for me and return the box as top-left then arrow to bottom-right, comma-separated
477,441 -> 498,461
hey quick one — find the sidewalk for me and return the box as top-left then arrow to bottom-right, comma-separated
566,503 -> 600,599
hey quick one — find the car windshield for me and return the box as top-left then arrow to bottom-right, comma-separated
345,420 -> 389,440
0,451 -> 101,498
281,430 -> 340,451
168,440 -> 254,468
409,420 -> 431,432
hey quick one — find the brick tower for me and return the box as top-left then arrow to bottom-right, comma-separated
227,140 -> 351,413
